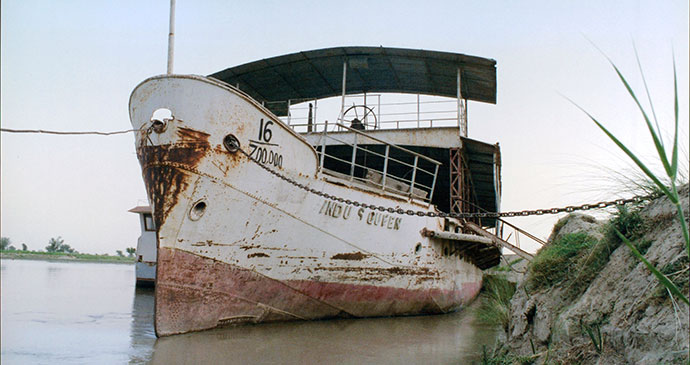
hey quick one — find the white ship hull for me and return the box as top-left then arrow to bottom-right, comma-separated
130,75 -> 486,336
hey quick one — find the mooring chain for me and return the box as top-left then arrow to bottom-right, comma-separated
233,143 -> 657,219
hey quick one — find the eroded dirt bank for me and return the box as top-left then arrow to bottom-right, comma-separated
504,185 -> 689,364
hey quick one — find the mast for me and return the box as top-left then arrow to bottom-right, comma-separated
167,0 -> 176,74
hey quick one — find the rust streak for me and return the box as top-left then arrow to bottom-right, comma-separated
247,252 -> 270,258
331,252 -> 368,261
138,127 -> 210,231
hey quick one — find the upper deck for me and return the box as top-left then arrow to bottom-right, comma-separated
209,46 -> 496,115
209,47 -> 501,226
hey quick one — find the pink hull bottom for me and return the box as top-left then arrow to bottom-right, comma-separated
155,247 -> 482,336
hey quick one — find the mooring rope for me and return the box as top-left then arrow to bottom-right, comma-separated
0,128 -> 138,136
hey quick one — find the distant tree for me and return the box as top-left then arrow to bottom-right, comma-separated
125,247 -> 136,258
8,245 -> 16,251
21,243 -> 27,251
45,236 -> 76,253
1,237 -> 11,250
60,244 -> 76,254
116,250 -> 124,257
46,237 -> 62,252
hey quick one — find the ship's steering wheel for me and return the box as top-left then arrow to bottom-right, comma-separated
342,105 -> 377,130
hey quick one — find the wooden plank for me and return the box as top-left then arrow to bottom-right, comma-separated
462,221 -> 534,261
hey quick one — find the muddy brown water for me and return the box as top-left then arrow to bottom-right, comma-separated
1,259 -> 500,364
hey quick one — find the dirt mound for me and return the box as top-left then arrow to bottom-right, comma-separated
507,185 -> 689,364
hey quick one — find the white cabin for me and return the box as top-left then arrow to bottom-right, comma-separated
129,205 -> 157,286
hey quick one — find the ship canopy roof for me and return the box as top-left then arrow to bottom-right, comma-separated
209,46 -> 497,117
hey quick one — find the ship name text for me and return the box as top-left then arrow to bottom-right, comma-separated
318,199 -> 402,230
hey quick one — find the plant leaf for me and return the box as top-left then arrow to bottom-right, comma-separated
671,55 -> 679,179
607,60 -> 673,177
618,230 -> 689,305
633,44 -> 663,149
572,102 -> 676,201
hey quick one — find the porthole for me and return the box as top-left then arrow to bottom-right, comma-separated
189,200 -> 207,221
223,134 -> 240,153
414,243 -> 422,254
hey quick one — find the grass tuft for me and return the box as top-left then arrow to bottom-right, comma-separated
527,233 -> 598,291
480,343 -> 535,365
476,274 -> 517,332
527,209 -> 653,299
605,206 -> 647,246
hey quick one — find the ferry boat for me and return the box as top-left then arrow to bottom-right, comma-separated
129,47 -> 503,336
128,205 -> 157,287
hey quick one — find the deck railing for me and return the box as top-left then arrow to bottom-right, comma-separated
314,122 -> 442,203
280,94 -> 460,133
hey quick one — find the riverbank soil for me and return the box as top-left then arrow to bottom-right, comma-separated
506,185 -> 689,364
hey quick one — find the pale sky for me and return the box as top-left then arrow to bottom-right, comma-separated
1,0 -> 688,255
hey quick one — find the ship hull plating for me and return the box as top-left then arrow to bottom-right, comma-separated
130,75 -> 484,336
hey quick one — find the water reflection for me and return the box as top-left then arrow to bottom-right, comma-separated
151,301 -> 499,364
1,260 -> 134,364
1,260 -> 498,364
129,287 -> 156,364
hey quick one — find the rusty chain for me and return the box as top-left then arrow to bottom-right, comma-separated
234,143 -> 659,219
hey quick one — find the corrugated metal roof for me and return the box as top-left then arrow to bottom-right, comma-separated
209,46 -> 497,116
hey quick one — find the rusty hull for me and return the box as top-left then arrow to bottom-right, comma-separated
138,128 -> 210,230
156,247 -> 480,335
130,75 -> 486,338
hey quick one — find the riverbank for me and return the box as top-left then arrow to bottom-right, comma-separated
0,250 -> 134,264
487,185 -> 689,364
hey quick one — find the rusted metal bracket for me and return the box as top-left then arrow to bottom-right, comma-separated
420,227 -> 493,245
460,221 -> 534,261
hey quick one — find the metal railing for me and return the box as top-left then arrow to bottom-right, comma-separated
281,94 -> 460,133
315,122 -> 442,203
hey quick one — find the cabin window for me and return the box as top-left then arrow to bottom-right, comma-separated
143,213 -> 155,231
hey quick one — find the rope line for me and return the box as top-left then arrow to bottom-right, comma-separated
0,128 -> 138,136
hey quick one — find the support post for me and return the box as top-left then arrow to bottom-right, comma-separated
449,148 -> 463,214
339,61 -> 347,123
287,99 -> 292,125
319,120 -> 328,170
349,133 -> 358,180
417,94 -> 420,128
363,92 -> 367,128
166,0 -> 176,75
428,164 -> 439,202
457,68 -> 467,137
307,102 -> 313,132
381,145 -> 390,190
409,156 -> 418,198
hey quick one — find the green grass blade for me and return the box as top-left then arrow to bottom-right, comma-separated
608,61 -> 673,177
618,230 -> 689,305
671,56 -> 679,179
573,103 -> 676,200
633,44 -> 663,149
672,184 -> 690,258
584,325 -> 601,353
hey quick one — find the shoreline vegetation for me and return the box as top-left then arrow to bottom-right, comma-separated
0,250 -> 135,264
479,187 -> 689,364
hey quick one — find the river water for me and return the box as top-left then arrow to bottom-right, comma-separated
1,259 -> 500,364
